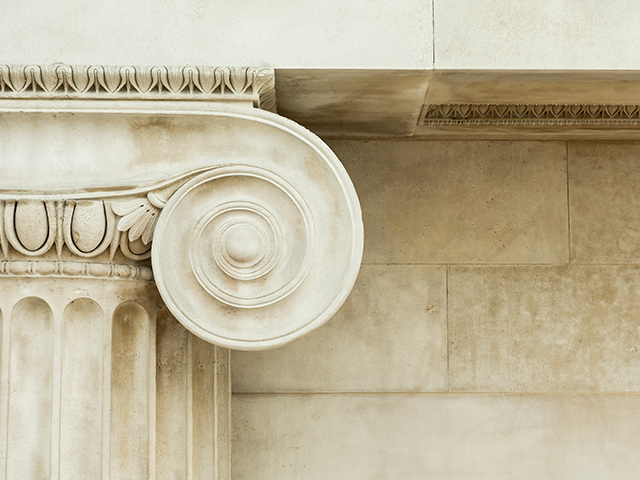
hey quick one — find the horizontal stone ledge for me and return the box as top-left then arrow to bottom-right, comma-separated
6,67 -> 640,138
275,68 -> 640,137
412,125 -> 640,140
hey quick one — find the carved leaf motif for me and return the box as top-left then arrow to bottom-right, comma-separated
56,64 -> 74,93
24,65 -> 42,92
433,104 -> 448,118
531,105 -> 545,118
103,65 -> 122,93
165,66 -> 185,93
87,66 -> 105,92
495,104 -> 508,118
119,65 -> 137,93
476,104 -> 490,117
71,65 -> 91,93
252,68 -> 272,93
197,66 -> 220,94
150,66 -> 166,92
550,104 -> 563,118
513,104 -> 527,117
182,66 -> 198,93
135,66 -> 155,93
112,197 -> 160,245
9,66 -> 28,92
39,64 -> 61,92
605,105 -> 619,117
586,105 -> 600,118
567,105 -> 582,118
227,67 -> 249,94
454,104 -> 471,119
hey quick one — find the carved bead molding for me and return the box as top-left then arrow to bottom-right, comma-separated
420,103 -> 640,126
0,103 -> 363,350
0,64 -> 276,112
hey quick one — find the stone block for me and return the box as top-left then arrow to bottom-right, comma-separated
276,69 -> 432,136
449,265 -> 640,392
569,141 -> 640,263
328,139 -> 568,264
435,0 -> 640,69
232,265 -> 447,392
232,393 -> 640,479
0,0 -> 431,68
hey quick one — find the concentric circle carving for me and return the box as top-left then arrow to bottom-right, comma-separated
186,173 -> 315,309
152,112 -> 363,351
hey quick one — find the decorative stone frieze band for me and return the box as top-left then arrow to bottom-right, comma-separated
0,64 -> 276,111
420,103 -> 640,126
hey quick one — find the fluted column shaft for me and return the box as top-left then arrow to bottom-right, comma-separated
0,276 -> 230,480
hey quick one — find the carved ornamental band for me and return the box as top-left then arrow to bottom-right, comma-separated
420,103 -> 640,126
0,64 -> 276,111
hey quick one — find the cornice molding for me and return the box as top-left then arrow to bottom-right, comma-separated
0,64 -> 276,112
420,103 -> 640,127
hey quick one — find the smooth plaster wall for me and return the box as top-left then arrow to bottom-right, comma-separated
232,139 -> 640,479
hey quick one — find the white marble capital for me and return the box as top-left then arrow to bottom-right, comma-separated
0,64 -> 363,478
0,64 -> 363,350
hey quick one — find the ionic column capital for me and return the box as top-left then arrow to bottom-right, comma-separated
0,64 -> 364,350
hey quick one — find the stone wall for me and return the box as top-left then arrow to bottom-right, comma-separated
231,139 -> 640,479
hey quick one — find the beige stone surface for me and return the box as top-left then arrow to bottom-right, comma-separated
232,265 -> 447,393
569,141 -> 640,263
0,0 -> 432,69
328,139 -> 568,264
233,393 -> 640,479
276,69 -> 431,136
449,265 -> 640,392
435,0 -> 640,69
425,70 -> 640,105
414,125 -> 640,141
